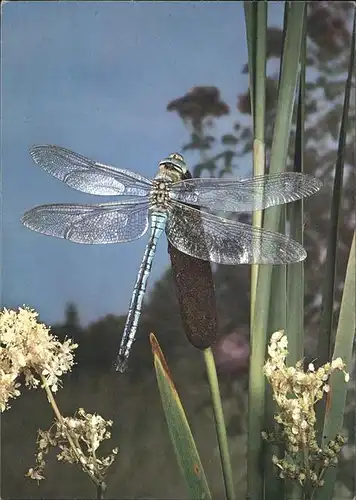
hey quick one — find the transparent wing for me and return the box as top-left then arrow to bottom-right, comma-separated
169,172 -> 322,212
165,201 -> 306,264
30,145 -> 152,196
22,200 -> 149,244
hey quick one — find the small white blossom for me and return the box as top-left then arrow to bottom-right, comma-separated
26,468 -> 45,482
300,420 -> 308,430
331,358 -> 344,370
271,330 -> 284,342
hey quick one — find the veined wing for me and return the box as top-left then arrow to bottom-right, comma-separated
166,200 -> 306,265
169,172 -> 322,212
22,199 -> 149,244
30,145 -> 152,196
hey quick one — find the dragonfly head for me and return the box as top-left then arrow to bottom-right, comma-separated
158,153 -> 188,180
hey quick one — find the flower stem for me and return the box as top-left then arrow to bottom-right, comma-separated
97,481 -> 106,500
203,348 -> 236,500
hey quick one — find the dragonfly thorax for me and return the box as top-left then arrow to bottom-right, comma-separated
152,153 -> 186,210
149,179 -> 171,211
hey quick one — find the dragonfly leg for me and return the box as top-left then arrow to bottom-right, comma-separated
115,355 -> 129,373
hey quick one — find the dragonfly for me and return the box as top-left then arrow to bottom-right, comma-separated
22,145 -> 322,372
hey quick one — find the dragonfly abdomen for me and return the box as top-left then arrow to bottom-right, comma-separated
115,211 -> 167,372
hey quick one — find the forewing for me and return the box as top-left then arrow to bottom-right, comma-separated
30,145 -> 152,196
169,172 -> 322,212
22,200 -> 149,244
165,201 -> 306,264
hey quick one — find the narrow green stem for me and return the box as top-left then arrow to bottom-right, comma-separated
96,481 -> 106,500
203,348 -> 235,500
41,375 -> 84,463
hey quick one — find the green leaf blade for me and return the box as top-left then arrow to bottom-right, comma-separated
150,333 -> 212,500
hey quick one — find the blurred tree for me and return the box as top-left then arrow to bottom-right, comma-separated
85,313 -> 126,371
167,86 -> 232,177
52,302 -> 85,369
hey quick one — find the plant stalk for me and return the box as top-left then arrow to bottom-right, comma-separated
203,348 -> 235,500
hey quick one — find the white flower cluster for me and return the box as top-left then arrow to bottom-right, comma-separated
27,408 -> 118,482
263,330 -> 349,488
0,307 -> 77,411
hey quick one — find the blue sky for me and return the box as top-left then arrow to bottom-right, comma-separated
2,2 -> 283,326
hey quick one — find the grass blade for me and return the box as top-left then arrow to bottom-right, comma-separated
286,6 -> 307,365
314,233 -> 355,500
245,3 -> 268,499
203,348 -> 236,500
250,0 -> 267,315
316,6 -> 356,445
285,16 -> 307,500
244,1 -> 257,122
247,4 -> 306,500
150,333 -> 212,500
318,5 -> 356,365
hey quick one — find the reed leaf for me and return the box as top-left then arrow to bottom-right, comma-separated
286,2 -> 307,365
250,0 -> 267,315
316,6 -> 356,445
314,233 -> 355,500
244,1 -> 268,498
150,333 -> 212,500
247,3 -> 306,500
203,348 -> 236,500
243,1 -> 257,122
317,6 -> 356,365
285,14 -> 308,500
316,17 -> 356,499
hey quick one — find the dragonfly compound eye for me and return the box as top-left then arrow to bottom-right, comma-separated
159,153 -> 187,176
168,152 -> 184,162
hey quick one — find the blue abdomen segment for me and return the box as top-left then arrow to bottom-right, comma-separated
115,211 -> 167,372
